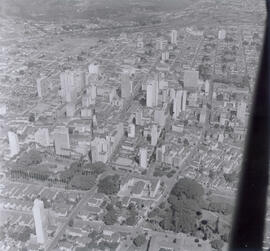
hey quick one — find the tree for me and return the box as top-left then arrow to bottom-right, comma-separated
133,234 -> 146,247
68,218 -> 74,227
69,174 -> 95,190
103,210 -> 117,225
98,175 -> 120,195
28,113 -> 35,122
183,139 -> 189,147
210,239 -> 224,250
126,215 -> 137,226
171,178 -> 204,200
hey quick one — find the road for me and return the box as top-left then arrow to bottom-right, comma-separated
45,187 -> 96,251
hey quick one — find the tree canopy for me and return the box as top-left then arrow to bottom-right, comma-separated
97,174 -> 120,195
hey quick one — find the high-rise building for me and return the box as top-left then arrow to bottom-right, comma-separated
173,90 -> 187,119
139,148 -> 147,169
0,103 -> 7,116
199,105 -> 207,124
60,71 -> 77,102
156,38 -> 168,50
182,90 -> 187,111
135,111 -> 142,126
88,63 -> 99,75
184,69 -> 199,88
154,107 -> 166,127
237,101 -> 247,124
146,80 -> 159,107
66,102 -> 76,117
53,127 -> 70,156
173,90 -> 183,119
85,84 -> 97,105
218,29 -> 226,40
128,123 -> 135,138
32,199 -> 48,244
8,131 -> 20,157
35,128 -> 50,147
151,124 -> 158,146
121,72 -> 133,99
37,77 -> 48,98
171,30 -> 178,44
161,51 -> 169,62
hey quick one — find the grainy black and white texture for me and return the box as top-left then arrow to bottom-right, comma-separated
0,0 -> 267,250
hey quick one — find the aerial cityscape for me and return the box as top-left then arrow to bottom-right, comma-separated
0,0 -> 268,250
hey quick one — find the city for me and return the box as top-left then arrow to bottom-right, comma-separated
0,0 -> 268,250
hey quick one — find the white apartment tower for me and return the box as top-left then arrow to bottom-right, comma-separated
151,124 -> 158,146
139,147 -> 148,169
237,101 -> 247,124
146,80 -> 159,107
121,72 -> 133,99
171,30 -> 178,44
32,199 -> 48,244
173,90 -> 187,119
8,131 -> 20,157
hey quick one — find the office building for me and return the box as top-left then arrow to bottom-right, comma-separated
151,124 -> 158,146
183,69 -> 199,88
146,80 -> 159,107
128,123 -> 135,138
53,127 -> 70,156
161,51 -> 169,62
60,71 -> 77,102
88,63 -> 99,75
173,90 -> 183,119
199,105 -> 207,124
156,38 -> 168,50
37,77 -> 48,98
8,131 -> 20,157
218,29 -> 226,40
171,30 -> 178,44
0,103 -> 7,115
35,128 -> 50,147
140,148 -> 148,169
237,101 -> 247,124
121,72 -> 133,99
173,90 -> 187,118
32,199 -> 48,244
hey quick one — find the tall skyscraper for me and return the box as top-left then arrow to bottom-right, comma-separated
237,101 -> 247,124
121,72 -> 133,99
66,102 -> 76,117
151,124 -> 158,146
171,30 -> 178,44
140,148 -> 147,169
8,131 -> 20,157
218,29 -> 226,40
53,127 -> 70,156
88,63 -> 99,75
32,199 -> 48,244
184,69 -> 199,88
128,123 -> 135,138
36,77 -> 48,98
35,128 -> 50,147
60,71 -> 77,103
146,80 -> 159,107
0,103 -> 7,116
173,90 -> 183,119
182,90 -> 187,111
173,90 -> 187,118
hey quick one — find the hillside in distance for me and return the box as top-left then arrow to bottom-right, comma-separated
0,0 -> 198,21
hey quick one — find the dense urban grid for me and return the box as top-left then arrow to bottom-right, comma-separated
0,0 -> 268,250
